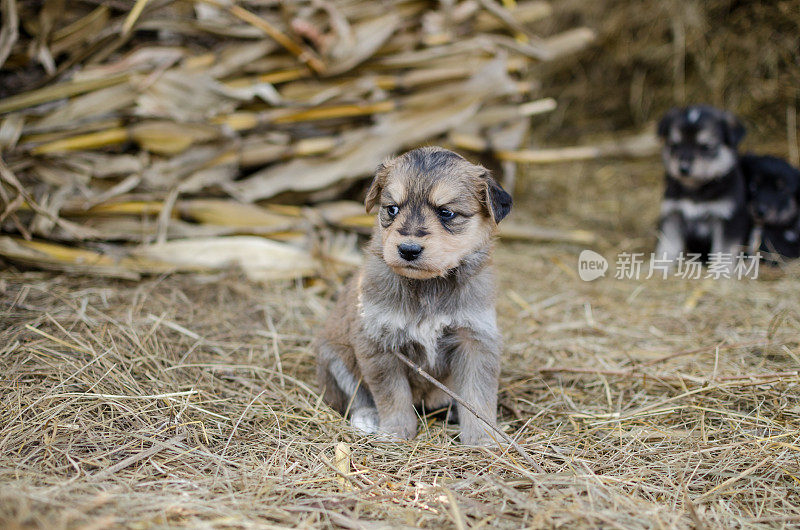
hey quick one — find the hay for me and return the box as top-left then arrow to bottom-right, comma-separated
2,158 -> 800,528
533,0 -> 800,143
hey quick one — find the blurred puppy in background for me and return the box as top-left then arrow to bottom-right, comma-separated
655,105 -> 750,263
315,147 -> 512,445
742,154 -> 800,260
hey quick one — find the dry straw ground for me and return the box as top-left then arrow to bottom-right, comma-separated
3,159 -> 800,529
3,0 -> 800,528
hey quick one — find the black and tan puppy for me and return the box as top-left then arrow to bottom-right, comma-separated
742,154 -> 800,260
655,105 -> 750,262
315,147 -> 512,445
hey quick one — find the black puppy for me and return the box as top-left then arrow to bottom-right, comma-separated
655,105 -> 750,264
741,154 -> 800,260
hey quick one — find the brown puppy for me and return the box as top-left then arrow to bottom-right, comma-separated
315,147 -> 512,445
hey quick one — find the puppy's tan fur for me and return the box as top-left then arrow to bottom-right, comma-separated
315,147 -> 512,444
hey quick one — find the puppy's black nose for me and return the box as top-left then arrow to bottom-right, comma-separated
398,242 -> 423,261
678,161 -> 691,175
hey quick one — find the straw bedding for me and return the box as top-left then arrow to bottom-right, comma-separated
3,0 -> 800,528
3,159 -> 800,528
534,0 -> 800,142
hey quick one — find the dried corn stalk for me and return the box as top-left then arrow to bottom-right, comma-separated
0,0 -> 601,280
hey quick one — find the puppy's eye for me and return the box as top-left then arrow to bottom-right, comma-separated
385,205 -> 399,217
437,207 -> 456,220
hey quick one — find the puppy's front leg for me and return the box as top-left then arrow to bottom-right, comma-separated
356,341 -> 417,440
710,218 -> 741,273
655,212 -> 685,264
450,328 -> 500,446
748,225 -> 763,254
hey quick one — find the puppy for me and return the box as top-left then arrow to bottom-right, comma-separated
315,147 -> 512,445
655,105 -> 750,263
741,154 -> 800,260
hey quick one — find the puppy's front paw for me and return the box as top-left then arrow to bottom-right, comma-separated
460,424 -> 503,447
377,417 -> 417,441
350,407 -> 380,434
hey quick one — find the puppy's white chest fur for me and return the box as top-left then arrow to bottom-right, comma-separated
379,310 -> 452,367
661,198 -> 735,220
360,301 -> 497,369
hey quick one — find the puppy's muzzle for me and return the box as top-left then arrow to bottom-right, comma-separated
752,203 -> 773,223
678,160 -> 692,176
398,242 -> 423,261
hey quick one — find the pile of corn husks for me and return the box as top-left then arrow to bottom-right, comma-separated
0,0 -> 617,280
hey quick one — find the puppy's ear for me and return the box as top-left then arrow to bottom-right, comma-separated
482,172 -> 513,224
365,160 -> 391,213
721,112 -> 746,147
657,108 -> 680,139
